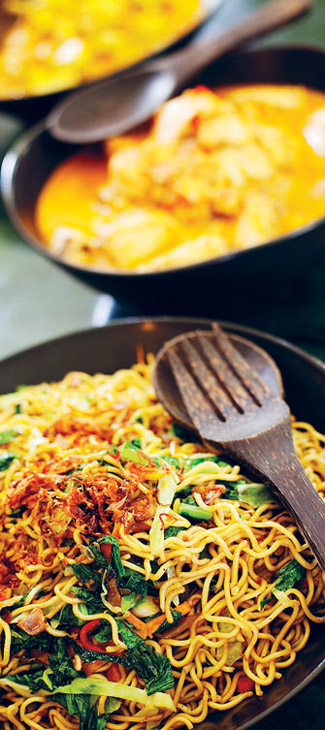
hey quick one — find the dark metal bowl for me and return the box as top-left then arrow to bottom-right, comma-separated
1,45 -> 324,306
0,0 -> 223,121
0,316 -> 324,730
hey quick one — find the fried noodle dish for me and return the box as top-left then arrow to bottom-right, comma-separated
0,358 -> 324,730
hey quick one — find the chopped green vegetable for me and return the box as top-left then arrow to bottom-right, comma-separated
0,429 -> 16,444
72,563 -> 101,586
118,622 -> 174,694
0,452 -> 17,471
127,644 -> 174,695
53,676 -> 176,711
275,559 -> 305,593
261,559 -> 305,608
116,441 -> 149,466
153,609 -> 182,635
178,502 -> 213,521
150,473 -> 179,557
71,586 -> 105,616
164,526 -> 184,539
52,603 -> 86,629
54,693 -> 121,730
118,622 -> 143,649
10,627 -> 54,655
97,536 -> 125,577
5,586 -> 41,613
48,637 -> 80,686
221,480 -> 275,507
4,666 -> 50,693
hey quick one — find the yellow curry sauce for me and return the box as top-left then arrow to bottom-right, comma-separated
0,0 -> 201,98
36,84 -> 325,272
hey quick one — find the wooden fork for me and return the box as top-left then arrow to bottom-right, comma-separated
153,323 -> 325,571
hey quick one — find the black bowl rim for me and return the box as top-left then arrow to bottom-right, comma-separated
1,43 -> 325,282
0,314 -> 324,730
0,0 -> 224,105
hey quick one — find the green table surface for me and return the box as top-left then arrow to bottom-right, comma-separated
0,0 -> 324,727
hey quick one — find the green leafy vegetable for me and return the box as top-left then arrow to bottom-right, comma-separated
118,622 -> 142,649
54,693 -> 120,730
51,603 -> 86,630
118,569 -> 148,612
92,622 -> 112,644
150,473 -> 179,557
88,535 -> 125,578
71,586 -> 104,615
72,563 -> 101,586
48,637 -> 80,686
0,429 -> 16,444
10,627 -> 54,655
130,438 -> 141,448
127,644 -> 174,695
4,666 -> 50,693
153,609 -> 182,635
118,622 -> 174,694
53,676 -> 175,710
274,559 -> 305,592
164,526 -> 184,539
178,502 -> 213,521
261,559 -> 305,608
221,480 -> 275,507
0,452 -> 17,471
5,586 -> 41,613
70,638 -> 126,665
116,441 -> 149,466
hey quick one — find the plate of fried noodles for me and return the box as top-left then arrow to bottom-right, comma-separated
0,318 -> 324,730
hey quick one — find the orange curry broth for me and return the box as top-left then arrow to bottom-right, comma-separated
36,84 -> 325,272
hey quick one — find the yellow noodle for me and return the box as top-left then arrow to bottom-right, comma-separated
0,360 -> 324,730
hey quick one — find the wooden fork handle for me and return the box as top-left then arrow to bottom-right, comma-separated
222,424 -> 325,572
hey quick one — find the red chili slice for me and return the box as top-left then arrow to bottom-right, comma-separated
237,676 -> 255,693
79,619 -> 107,653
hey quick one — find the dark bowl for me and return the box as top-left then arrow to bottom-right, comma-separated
0,0 -> 223,121
1,45 -> 325,307
0,316 -> 324,730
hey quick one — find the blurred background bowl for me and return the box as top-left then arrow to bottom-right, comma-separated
0,0 -> 224,121
1,45 -> 324,310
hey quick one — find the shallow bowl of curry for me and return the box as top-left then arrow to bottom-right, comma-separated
1,45 -> 325,306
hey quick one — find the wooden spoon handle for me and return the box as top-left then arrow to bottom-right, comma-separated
225,423 -> 325,571
168,0 -> 313,87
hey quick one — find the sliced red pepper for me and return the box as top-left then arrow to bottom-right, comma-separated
101,542 -> 112,564
237,676 -> 255,693
79,619 -> 107,653
106,664 -> 121,682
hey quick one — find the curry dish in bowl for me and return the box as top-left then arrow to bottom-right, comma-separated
36,83 -> 325,273
0,0 -> 204,100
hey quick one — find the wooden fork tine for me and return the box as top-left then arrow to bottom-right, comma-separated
166,348 -> 219,434
196,333 -> 260,412
180,338 -> 234,420
212,323 -> 270,405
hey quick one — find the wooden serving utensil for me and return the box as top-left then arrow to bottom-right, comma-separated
48,0 -> 313,143
153,323 -> 325,571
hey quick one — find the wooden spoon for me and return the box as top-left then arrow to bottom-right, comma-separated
153,324 -> 325,571
47,0 -> 312,144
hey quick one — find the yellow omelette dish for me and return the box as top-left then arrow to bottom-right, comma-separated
0,0 -> 201,98
36,84 -> 325,273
